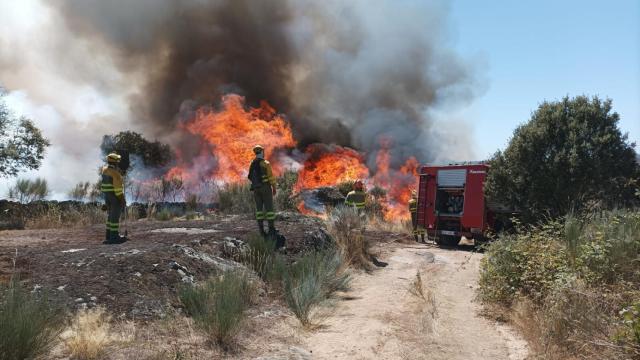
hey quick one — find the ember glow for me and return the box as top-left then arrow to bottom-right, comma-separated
163,94 -> 420,222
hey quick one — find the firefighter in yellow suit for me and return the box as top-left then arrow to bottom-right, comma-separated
101,153 -> 127,244
345,179 -> 366,211
248,145 -> 277,237
409,190 -> 425,243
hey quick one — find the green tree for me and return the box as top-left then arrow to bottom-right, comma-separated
100,131 -> 172,169
68,181 -> 91,201
8,178 -> 50,203
485,96 -> 638,222
0,89 -> 50,177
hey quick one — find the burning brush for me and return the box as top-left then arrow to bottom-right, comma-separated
139,94 -> 420,222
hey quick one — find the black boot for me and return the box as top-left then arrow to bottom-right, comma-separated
113,234 -> 128,244
257,220 -> 267,237
103,230 -> 111,244
268,221 -> 284,249
421,234 -> 426,243
414,235 -> 419,242
268,220 -> 276,235
104,231 -> 127,245
104,230 -> 117,244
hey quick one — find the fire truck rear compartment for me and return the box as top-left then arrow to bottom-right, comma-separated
435,188 -> 464,216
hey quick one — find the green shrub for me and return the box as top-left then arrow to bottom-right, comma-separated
0,278 -> 63,360
580,210 -> 640,283
179,271 -> 254,346
478,222 -> 569,304
155,208 -> 173,221
185,193 -> 199,212
617,301 -> 640,351
217,183 -> 254,214
236,233 -> 286,282
283,247 -> 350,326
480,209 -> 640,358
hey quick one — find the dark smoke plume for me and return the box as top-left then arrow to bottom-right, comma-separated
49,0 -> 482,168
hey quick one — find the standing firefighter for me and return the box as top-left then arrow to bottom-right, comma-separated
345,179 -> 366,212
409,190 -> 425,243
248,145 -> 278,238
101,153 -> 127,244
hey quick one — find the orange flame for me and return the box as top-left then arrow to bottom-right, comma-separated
169,94 -> 296,183
294,144 -> 370,191
160,94 -> 420,223
372,138 -> 419,221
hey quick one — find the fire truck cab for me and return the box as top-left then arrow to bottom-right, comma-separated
417,162 -> 498,246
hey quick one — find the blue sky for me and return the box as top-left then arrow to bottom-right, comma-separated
447,0 -> 640,159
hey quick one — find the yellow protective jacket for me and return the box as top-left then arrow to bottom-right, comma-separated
260,160 -> 276,186
249,158 -> 276,188
101,165 -> 124,199
345,190 -> 366,209
409,198 -> 418,213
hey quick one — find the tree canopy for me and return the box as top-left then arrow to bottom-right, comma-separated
100,131 -> 173,169
0,89 -> 50,177
485,95 -> 638,221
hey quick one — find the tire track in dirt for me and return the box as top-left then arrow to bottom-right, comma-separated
298,243 -> 528,360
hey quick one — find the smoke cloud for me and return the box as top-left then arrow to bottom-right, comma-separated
49,0 -> 481,162
1,0 -> 482,196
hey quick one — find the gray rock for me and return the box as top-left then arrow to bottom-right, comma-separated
172,244 -> 240,271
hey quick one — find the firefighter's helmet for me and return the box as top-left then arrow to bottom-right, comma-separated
411,190 -> 417,198
106,153 -> 121,163
353,179 -> 364,191
253,144 -> 264,154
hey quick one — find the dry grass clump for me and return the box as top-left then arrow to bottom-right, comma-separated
0,277 -> 63,360
235,233 -> 286,283
283,247 -> 350,327
26,206 -> 104,229
217,183 -> 254,214
179,270 -> 255,347
408,270 -> 426,301
61,307 -> 117,360
367,215 -> 413,235
326,206 -> 372,269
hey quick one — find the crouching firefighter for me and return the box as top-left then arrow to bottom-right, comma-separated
345,179 -> 366,212
409,190 -> 425,243
101,153 -> 127,244
248,145 -> 280,243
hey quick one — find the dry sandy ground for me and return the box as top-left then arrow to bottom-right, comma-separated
269,243 -> 529,360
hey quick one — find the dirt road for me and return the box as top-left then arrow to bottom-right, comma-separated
296,243 -> 528,360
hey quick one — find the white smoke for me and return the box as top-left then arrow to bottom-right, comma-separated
0,0 -> 142,199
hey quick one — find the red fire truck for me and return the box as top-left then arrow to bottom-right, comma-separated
416,162 -> 510,246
